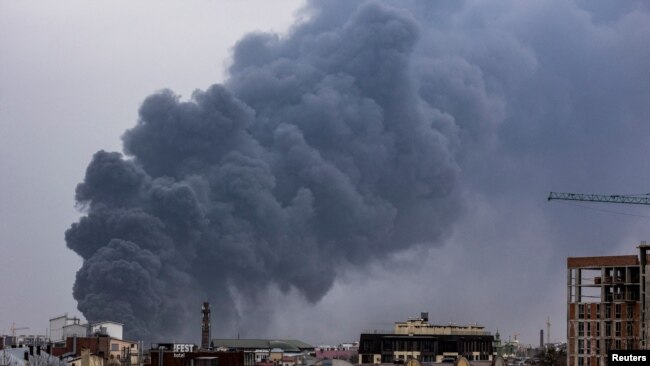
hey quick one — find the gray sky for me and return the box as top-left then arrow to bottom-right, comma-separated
2,0 -> 650,347
0,0 -> 303,338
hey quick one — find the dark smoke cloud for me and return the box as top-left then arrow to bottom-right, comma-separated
68,0 -> 650,344
67,1 -> 464,342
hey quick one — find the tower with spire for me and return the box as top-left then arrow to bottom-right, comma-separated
201,301 -> 211,350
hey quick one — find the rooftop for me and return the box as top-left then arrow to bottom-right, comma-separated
211,339 -> 314,352
567,255 -> 645,268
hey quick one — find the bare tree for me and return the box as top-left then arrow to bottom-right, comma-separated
28,353 -> 69,366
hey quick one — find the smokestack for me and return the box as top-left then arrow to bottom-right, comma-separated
540,329 -> 544,349
420,312 -> 428,322
201,301 -> 211,350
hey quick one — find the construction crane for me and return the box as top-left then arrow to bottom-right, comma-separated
548,192 -> 650,205
548,190 -> 650,349
10,322 -> 29,336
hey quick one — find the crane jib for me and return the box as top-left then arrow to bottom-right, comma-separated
548,192 -> 650,205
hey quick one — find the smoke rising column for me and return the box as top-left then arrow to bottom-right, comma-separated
66,1 -> 462,342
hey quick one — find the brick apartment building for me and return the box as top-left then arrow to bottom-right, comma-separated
567,244 -> 650,366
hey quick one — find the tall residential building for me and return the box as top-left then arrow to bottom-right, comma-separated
567,244 -> 650,366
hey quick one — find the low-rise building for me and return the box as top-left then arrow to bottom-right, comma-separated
148,343 -> 243,366
211,339 -> 314,366
0,345 -> 65,366
90,322 -> 123,341
50,314 -> 85,343
51,334 -> 139,366
358,313 -> 494,364
68,348 -> 105,366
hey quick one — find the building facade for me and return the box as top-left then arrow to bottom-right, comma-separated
49,334 -> 140,366
358,314 -> 493,364
567,245 -> 650,366
149,343 -> 244,366
90,322 -> 123,340
50,314 -> 84,343
211,339 -> 314,366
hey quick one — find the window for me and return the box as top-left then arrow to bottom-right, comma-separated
596,322 -> 600,337
382,340 -> 392,351
615,340 -> 621,350
615,304 -> 621,318
578,339 -> 584,353
605,304 -> 612,319
605,322 -> 611,337
626,322 -> 632,337
596,304 -> 601,319
579,322 -> 584,337
422,341 -> 430,352
615,322 -> 621,337
627,304 -> 633,319
579,304 -> 585,319
587,322 -> 591,337
111,344 -> 119,352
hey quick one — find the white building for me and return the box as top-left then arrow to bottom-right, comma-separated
90,321 -> 123,340
50,314 -> 85,343
254,349 -> 270,363
62,324 -> 88,340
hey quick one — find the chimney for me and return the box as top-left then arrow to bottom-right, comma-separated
420,312 -> 428,322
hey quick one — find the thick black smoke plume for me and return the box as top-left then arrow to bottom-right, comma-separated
66,1 -> 464,341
